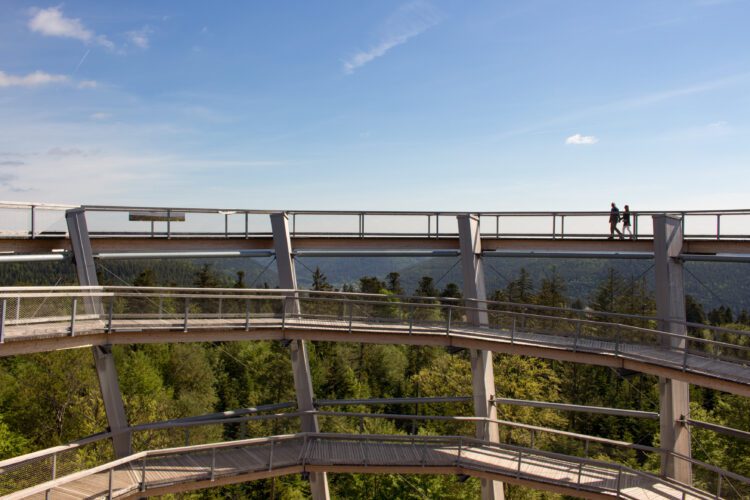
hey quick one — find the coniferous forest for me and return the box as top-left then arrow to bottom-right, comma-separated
1,258 -> 749,499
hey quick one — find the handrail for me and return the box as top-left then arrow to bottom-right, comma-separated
3,432 -> 727,500
3,285 -> 747,341
2,202 -> 750,241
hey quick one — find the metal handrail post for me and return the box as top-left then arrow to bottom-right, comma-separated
108,467 -> 113,499
456,437 -> 462,465
574,321 -> 581,351
268,439 -> 275,471
716,214 -> 721,240
576,462 -> 583,489
224,213 -> 229,238
348,302 -> 353,333
210,447 -> 216,480
244,212 -> 249,239
716,473 -> 722,498
30,205 -> 36,239
140,456 -> 147,491
552,213 -> 557,239
281,297 -> 287,332
0,299 -> 6,343
107,297 -> 114,334
183,297 -> 189,332
245,299 -> 251,331
561,214 -> 566,239
511,317 -> 516,344
167,209 -> 171,239
446,307 -> 452,335
516,448 -> 523,478
615,467 -> 622,497
427,214 -> 431,238
70,298 -> 77,336
408,305 -> 414,334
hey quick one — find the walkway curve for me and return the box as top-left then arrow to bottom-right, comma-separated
1,288 -> 749,397
4,433 -> 718,500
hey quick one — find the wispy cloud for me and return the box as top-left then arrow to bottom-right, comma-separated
344,1 -> 441,74
498,73 -> 750,139
0,70 -> 69,88
565,134 -> 599,145
126,26 -> 153,49
90,112 -> 112,120
28,6 -> 114,49
77,80 -> 99,89
0,160 -> 25,166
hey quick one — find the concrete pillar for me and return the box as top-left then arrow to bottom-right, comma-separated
65,209 -> 130,457
653,215 -> 691,483
457,214 -> 505,500
270,212 -> 330,500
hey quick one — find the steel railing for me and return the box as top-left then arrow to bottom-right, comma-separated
1,287 -> 749,388
2,202 -> 750,240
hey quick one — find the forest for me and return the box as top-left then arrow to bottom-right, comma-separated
1,259 -> 749,499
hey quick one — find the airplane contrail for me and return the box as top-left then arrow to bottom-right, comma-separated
72,49 -> 91,75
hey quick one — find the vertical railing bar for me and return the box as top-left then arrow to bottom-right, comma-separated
15,295 -> 20,321
716,473 -> 722,499
345,301 -> 352,333
218,297 -> 223,319
0,299 -> 6,344
561,214 -> 566,239
183,297 -> 189,332
516,448 -> 522,478
51,452 -> 57,480
108,467 -> 114,499
427,215 -> 431,238
292,213 -> 296,237
210,447 -> 216,480
511,317 -> 516,344
107,296 -> 114,334
225,213 -> 229,238
150,221 -> 154,238
446,307 -> 452,335
69,298 -> 77,336
245,212 -> 249,239
140,456 -> 147,491
268,439 -> 275,471
245,299 -> 251,331
552,213 -> 557,239
158,296 -> 163,319
496,215 -> 500,238
634,213 -> 638,240
167,209 -> 171,239
436,212 -> 440,239
716,214 -> 721,241
615,467 -> 622,497
30,205 -> 36,239
408,305 -> 414,335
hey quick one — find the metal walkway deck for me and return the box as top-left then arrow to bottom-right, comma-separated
6,433 -> 716,500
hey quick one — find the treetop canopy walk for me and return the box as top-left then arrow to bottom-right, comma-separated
1,204 -> 749,499
1,287 -> 748,397
2,203 -> 750,259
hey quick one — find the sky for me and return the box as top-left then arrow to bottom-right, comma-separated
0,0 -> 749,211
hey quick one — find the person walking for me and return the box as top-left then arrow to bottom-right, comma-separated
622,204 -> 634,239
609,202 -> 623,239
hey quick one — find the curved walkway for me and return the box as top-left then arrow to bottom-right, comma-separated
4,433 -> 716,500
1,288 -> 749,396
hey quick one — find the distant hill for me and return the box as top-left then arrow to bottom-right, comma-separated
1,255 -> 746,313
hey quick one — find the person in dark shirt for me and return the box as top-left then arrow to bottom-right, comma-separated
609,202 -> 623,239
622,204 -> 634,239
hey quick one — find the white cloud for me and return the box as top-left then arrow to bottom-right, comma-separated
344,1 -> 441,74
77,80 -> 98,89
565,134 -> 599,145
126,26 -> 153,49
28,6 -> 113,49
90,112 -> 112,120
0,70 -> 69,88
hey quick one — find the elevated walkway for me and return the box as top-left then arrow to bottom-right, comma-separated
1,288 -> 749,397
4,433 -> 718,500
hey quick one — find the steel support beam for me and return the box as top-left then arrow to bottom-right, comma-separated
65,209 -> 130,458
270,212 -> 330,500
653,215 -> 691,484
457,214 -> 504,500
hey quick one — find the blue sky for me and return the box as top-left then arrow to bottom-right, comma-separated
0,0 -> 748,210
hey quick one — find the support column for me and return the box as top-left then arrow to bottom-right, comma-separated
457,214 -> 504,500
653,215 -> 691,483
66,209 -> 130,457
270,212 -> 330,500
